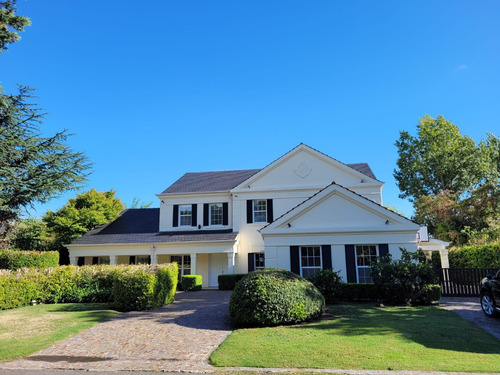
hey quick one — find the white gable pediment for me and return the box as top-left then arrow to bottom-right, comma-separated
260,183 -> 419,235
231,144 -> 381,192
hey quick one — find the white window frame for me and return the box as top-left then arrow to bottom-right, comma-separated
253,200 -> 267,223
179,205 -> 192,227
171,255 -> 191,280
355,244 -> 378,283
254,253 -> 265,269
209,203 -> 223,226
299,246 -> 322,278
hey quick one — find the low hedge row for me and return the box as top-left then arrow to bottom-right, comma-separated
0,249 -> 59,270
0,263 -> 178,312
218,274 -> 246,290
449,242 -> 500,268
181,275 -> 202,291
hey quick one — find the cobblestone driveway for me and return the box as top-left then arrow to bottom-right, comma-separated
0,290 -> 232,372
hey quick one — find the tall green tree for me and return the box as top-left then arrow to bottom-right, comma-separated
0,87 -> 91,231
0,0 -> 30,53
394,115 -> 487,202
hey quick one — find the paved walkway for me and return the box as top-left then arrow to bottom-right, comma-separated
0,290 -> 233,372
439,296 -> 500,340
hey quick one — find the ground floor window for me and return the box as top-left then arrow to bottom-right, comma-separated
355,245 -> 378,283
254,253 -> 265,269
300,246 -> 322,278
98,256 -> 110,265
171,255 -> 191,280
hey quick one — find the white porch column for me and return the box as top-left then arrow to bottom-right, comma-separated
190,253 -> 197,274
70,256 -> 78,266
110,255 -> 118,265
227,252 -> 235,274
151,245 -> 157,264
440,248 -> 450,268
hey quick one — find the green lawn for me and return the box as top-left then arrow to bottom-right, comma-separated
210,303 -> 500,373
0,303 -> 120,362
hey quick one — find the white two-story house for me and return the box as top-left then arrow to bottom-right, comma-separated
67,144 -> 435,287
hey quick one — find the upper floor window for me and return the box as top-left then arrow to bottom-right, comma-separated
253,200 -> 267,223
300,246 -> 322,279
210,203 -> 223,226
355,245 -> 378,283
179,205 -> 192,226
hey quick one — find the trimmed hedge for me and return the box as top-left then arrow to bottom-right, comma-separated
338,283 -> 377,301
0,263 -> 178,312
308,269 -> 343,304
181,275 -> 202,291
449,243 -> 500,268
229,269 -> 325,327
218,274 -> 246,290
0,249 -> 59,270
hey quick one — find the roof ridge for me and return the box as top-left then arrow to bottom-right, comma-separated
183,168 -> 261,174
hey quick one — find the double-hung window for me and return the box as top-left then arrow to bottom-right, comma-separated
179,205 -> 192,226
355,245 -> 378,283
255,253 -> 265,269
253,200 -> 267,223
171,255 -> 191,281
300,246 -> 322,278
210,203 -> 223,226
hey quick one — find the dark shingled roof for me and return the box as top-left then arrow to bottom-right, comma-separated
161,163 -> 376,194
70,208 -> 238,245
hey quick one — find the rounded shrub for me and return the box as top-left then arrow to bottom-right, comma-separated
229,269 -> 325,327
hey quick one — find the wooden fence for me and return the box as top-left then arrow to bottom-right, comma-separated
439,268 -> 499,297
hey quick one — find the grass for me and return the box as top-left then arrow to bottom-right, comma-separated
0,303 -> 120,362
210,303 -> 500,373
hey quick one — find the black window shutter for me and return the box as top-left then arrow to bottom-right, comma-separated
77,257 -> 85,266
148,255 -> 151,264
290,246 -> 300,275
321,245 -> 332,270
92,256 -> 98,265
379,244 -> 389,260
248,253 -> 255,272
223,203 -> 229,225
246,200 -> 253,223
129,256 -> 136,265
345,245 -> 357,283
191,204 -> 197,226
267,199 -> 274,223
203,203 -> 209,226
173,205 -> 179,227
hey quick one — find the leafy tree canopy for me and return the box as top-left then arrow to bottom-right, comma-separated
128,197 -> 153,209
43,189 -> 125,246
0,0 -> 30,53
0,87 -> 91,229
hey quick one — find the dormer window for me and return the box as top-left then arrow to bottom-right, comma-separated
210,203 -> 223,226
179,205 -> 192,226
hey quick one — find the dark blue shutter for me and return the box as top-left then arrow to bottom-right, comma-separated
129,256 -> 136,265
77,257 -> 85,266
321,245 -> 332,270
248,253 -> 255,272
345,245 -> 357,283
173,205 -> 179,227
92,257 -> 98,265
246,200 -> 253,223
290,246 -> 300,275
203,203 -> 209,226
267,199 -> 273,223
223,203 -> 229,225
191,204 -> 197,226
379,244 -> 389,260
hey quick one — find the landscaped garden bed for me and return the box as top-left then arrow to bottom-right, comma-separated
211,302 -> 500,372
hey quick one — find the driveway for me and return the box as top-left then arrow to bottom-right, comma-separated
440,297 -> 500,340
0,290 -> 232,372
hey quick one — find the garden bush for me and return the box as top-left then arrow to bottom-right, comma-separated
338,283 -> 376,301
229,269 -> 325,327
370,248 -> 438,305
308,269 -> 343,304
0,249 -> 59,270
181,275 -> 202,291
449,242 -> 500,268
218,274 -> 246,290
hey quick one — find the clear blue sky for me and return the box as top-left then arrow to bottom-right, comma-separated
2,0 -> 499,218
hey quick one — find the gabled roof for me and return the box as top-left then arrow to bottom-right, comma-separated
260,181 -> 418,234
159,144 -> 378,195
68,208 -> 238,246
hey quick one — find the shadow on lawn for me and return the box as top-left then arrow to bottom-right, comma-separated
293,303 -> 500,355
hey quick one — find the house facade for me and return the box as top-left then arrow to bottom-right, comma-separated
67,144 -> 430,287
